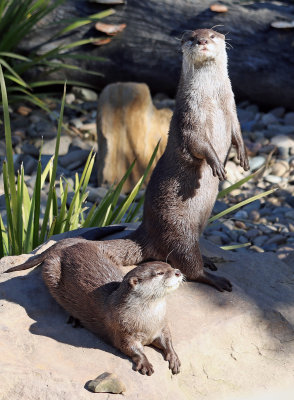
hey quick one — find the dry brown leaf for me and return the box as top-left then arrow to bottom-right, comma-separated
271,21 -> 294,29
210,4 -> 228,13
17,106 -> 32,116
95,22 -> 126,36
92,38 -> 112,46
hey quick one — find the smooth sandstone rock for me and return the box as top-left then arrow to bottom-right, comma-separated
0,225 -> 294,400
87,372 -> 126,393
96,82 -> 172,192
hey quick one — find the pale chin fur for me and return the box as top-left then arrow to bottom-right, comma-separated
134,274 -> 182,299
164,275 -> 183,292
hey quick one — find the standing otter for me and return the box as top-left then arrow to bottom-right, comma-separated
6,29 -> 248,294
130,28 -> 249,291
6,238 -> 182,375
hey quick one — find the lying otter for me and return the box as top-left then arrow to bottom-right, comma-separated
6,238 -> 182,375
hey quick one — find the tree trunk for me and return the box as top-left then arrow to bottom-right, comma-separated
22,0 -> 294,109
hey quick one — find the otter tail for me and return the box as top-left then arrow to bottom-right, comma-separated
4,252 -> 47,273
4,224 -> 126,274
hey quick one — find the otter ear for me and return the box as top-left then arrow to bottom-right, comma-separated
181,30 -> 193,44
128,276 -> 139,288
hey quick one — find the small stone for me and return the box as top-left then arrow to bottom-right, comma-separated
87,187 -> 109,203
265,234 -> 286,246
209,230 -> 231,244
207,235 -> 223,245
250,245 -> 264,253
270,107 -> 285,118
87,372 -> 126,394
72,87 -> 98,102
248,210 -> 260,222
259,225 -> 277,234
272,206 -> 292,215
21,143 -> 39,158
267,125 -> 294,137
259,144 -> 276,154
245,229 -> 260,239
284,112 -> 294,126
243,200 -> 261,212
249,156 -> 266,171
65,93 -> 76,104
59,149 -> 90,168
234,210 -> 248,219
234,220 -> 246,229
253,235 -> 268,247
238,235 -> 249,244
17,105 -> 32,116
263,243 -> 278,252
70,118 -> 83,129
285,210 -> 294,219
42,136 -> 72,156
213,200 -> 227,214
261,113 -> 278,126
264,175 -> 282,184
289,223 -> 294,232
270,134 -> 294,148
22,154 -> 38,175
271,161 -> 289,177
237,109 -> 255,124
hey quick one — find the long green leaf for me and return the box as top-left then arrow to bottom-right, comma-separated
0,65 -> 18,221
217,166 -> 265,199
0,52 -> 31,61
53,9 -> 115,36
221,243 -> 251,250
16,169 -> 24,253
208,188 -> 277,223
2,161 -> 16,254
0,214 -> 8,257
39,83 -> 66,243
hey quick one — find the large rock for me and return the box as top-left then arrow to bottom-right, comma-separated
20,1 -> 294,109
0,225 -> 294,399
96,82 -> 171,192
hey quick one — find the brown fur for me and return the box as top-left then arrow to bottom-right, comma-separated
6,29 -> 248,295
6,238 -> 182,375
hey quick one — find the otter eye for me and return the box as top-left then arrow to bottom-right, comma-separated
210,35 -> 215,39
157,271 -> 164,276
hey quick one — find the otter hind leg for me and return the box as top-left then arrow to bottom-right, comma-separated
67,315 -> 83,328
203,255 -> 217,271
169,243 -> 232,292
195,271 -> 232,292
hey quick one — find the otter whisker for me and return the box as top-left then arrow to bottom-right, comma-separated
165,249 -> 174,263
210,24 -> 224,31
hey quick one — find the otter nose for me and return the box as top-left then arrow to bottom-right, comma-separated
197,38 -> 208,45
174,269 -> 181,277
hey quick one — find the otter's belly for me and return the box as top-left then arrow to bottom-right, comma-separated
210,108 -> 231,162
144,164 -> 219,244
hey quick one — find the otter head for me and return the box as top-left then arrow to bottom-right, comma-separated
124,262 -> 183,300
181,28 -> 226,67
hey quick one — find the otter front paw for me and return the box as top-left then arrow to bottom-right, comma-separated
134,359 -> 154,376
238,146 -> 250,171
210,160 -> 226,181
165,351 -> 181,374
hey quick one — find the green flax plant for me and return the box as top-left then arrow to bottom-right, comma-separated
0,68 -> 158,257
0,0 -> 113,109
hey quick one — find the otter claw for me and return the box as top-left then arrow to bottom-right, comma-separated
135,360 -> 154,376
166,352 -> 181,374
